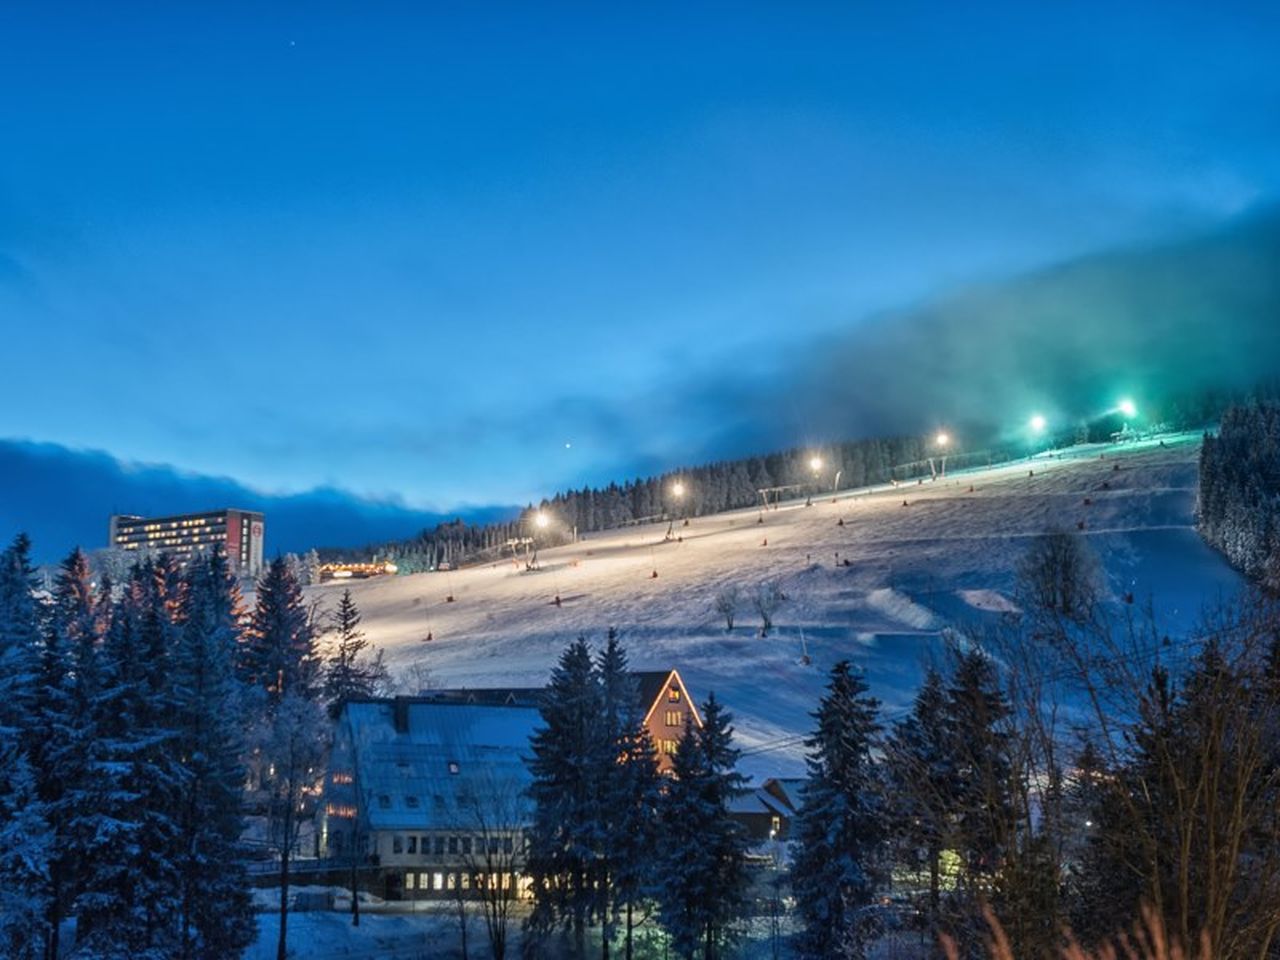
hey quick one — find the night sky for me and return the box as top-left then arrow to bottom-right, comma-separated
3,2 -> 1280,557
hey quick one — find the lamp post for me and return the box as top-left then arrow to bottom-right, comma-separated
807,456 -> 824,506
666,480 -> 686,539
527,510 -> 549,571
933,431 -> 950,479
1028,414 -> 1047,460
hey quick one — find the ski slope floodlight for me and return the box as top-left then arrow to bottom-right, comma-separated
1118,398 -> 1137,418
936,432 -> 951,447
534,511 -> 550,529
809,456 -> 824,473
672,480 -> 685,498
1029,414 -> 1047,433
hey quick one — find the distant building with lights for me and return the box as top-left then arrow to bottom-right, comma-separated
108,508 -> 265,577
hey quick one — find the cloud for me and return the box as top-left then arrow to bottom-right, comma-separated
653,206 -> 1280,459
0,439 -> 517,564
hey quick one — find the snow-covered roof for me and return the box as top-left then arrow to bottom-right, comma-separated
343,700 -> 540,831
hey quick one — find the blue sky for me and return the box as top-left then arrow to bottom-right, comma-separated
3,2 -> 1280,539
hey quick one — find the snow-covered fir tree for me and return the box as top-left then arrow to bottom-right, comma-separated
524,637 -> 607,958
0,535 -> 52,960
242,555 -> 318,705
322,588 -> 388,717
72,559 -> 185,959
791,661 -> 885,960
944,648 -> 1013,894
657,694 -> 749,960
885,666 -> 953,930
172,550 -> 256,960
39,549 -> 103,960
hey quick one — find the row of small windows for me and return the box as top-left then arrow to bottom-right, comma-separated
405,870 -> 522,894
392,834 -> 517,857
664,710 -> 683,727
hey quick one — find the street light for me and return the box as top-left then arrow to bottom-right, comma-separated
932,431 -> 951,479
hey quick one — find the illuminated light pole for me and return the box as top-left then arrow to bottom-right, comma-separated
666,480 -> 686,539
806,456 -> 824,506
527,510 -> 549,571
1118,398 -> 1137,419
931,431 -> 951,479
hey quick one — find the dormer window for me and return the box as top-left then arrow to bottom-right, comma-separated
378,794 -> 391,810
405,795 -> 420,809
448,761 -> 460,775
668,687 -> 681,703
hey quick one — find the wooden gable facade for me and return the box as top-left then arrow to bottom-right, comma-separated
633,668 -> 702,773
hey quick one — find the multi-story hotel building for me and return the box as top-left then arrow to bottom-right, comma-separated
108,508 -> 265,577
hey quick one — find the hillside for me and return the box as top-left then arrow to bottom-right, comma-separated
313,433 -> 1240,779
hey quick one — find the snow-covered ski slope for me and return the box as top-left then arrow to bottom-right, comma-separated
315,433 -> 1240,778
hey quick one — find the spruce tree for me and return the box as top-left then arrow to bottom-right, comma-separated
73,562 -> 184,959
792,661 -> 885,959
322,588 -> 388,717
657,694 -> 749,960
242,555 -> 317,706
0,535 -> 51,960
38,549 -> 102,960
173,550 -> 256,960
944,648 -> 1013,894
885,666 -> 953,929
524,637 -> 606,959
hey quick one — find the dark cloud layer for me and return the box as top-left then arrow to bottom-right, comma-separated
0,440 -> 517,564
676,208 -> 1280,458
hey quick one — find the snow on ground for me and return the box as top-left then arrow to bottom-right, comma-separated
312,434 -> 1240,779
248,907 -> 456,960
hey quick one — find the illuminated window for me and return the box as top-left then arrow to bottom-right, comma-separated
405,872 -> 415,890
665,710 -> 682,727
660,739 -> 678,755
668,687 -> 681,703
433,872 -> 444,891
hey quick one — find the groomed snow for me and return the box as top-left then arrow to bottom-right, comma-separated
312,434 -> 1240,778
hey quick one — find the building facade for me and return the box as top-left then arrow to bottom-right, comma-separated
108,508 -> 265,577
317,668 -> 703,901
318,698 -> 540,902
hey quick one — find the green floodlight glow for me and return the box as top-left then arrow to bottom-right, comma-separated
1029,414 -> 1047,433
1118,398 -> 1137,418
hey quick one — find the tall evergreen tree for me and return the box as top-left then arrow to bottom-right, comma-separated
322,588 -> 388,717
36,549 -> 102,960
242,555 -> 317,705
524,637 -> 607,959
885,667 -> 953,930
792,661 -> 885,959
657,694 -> 749,960
0,535 -> 51,960
72,563 -> 184,959
944,648 -> 1013,894
173,550 -> 256,960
